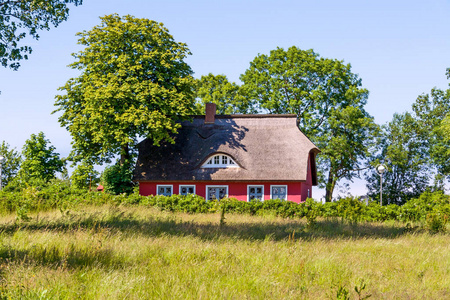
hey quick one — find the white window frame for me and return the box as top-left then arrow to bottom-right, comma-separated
156,185 -> 173,196
247,185 -> 264,202
201,154 -> 239,168
270,185 -> 288,201
179,185 -> 196,195
206,185 -> 229,201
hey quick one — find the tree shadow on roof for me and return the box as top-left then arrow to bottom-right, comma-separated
134,118 -> 249,181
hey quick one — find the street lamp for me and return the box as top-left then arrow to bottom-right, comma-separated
0,155 -> 4,190
376,164 -> 387,205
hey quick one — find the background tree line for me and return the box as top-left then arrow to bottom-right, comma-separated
2,11 -> 450,205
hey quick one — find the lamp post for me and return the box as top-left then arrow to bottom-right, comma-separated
376,164 -> 387,205
0,155 -> 4,190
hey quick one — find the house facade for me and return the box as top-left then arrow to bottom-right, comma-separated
133,103 -> 320,203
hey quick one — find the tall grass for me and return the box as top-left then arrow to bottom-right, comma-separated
0,205 -> 448,299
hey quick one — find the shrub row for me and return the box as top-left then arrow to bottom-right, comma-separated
0,181 -> 449,227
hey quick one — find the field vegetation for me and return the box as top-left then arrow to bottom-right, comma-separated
0,190 -> 449,299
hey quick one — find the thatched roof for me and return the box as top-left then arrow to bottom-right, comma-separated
133,114 -> 320,182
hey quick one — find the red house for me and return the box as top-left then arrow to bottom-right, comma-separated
133,103 -> 320,203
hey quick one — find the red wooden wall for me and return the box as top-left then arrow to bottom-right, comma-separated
139,181 -> 311,203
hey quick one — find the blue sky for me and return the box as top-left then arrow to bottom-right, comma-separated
1,0 -> 449,197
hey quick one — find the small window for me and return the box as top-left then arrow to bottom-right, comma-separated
271,185 -> 287,200
179,185 -> 195,195
248,185 -> 264,201
206,186 -> 228,200
157,185 -> 173,196
201,154 -> 238,168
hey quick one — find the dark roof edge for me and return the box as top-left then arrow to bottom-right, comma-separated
190,114 -> 298,119
135,179 -> 309,183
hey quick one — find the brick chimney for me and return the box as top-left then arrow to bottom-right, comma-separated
205,103 -> 216,124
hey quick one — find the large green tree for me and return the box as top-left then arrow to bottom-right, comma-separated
366,113 -> 430,204
0,0 -> 82,70
18,132 -> 65,184
239,47 -> 378,201
194,73 -> 251,114
0,141 -> 21,188
413,68 -> 450,177
54,14 -> 196,165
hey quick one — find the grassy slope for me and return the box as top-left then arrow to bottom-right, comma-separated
0,205 -> 449,299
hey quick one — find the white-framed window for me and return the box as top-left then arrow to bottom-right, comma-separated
201,154 -> 238,168
247,185 -> 264,202
270,185 -> 287,200
206,185 -> 228,201
179,185 -> 196,195
157,185 -> 173,196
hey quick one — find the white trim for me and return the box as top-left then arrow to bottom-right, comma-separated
201,154 -> 239,168
205,185 -> 229,201
247,185 -> 264,202
179,185 -> 196,195
156,184 -> 173,196
270,185 -> 288,201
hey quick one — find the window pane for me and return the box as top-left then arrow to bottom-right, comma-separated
271,186 -> 286,200
188,187 -> 194,193
218,188 -> 226,199
208,187 -> 216,200
222,155 -> 227,164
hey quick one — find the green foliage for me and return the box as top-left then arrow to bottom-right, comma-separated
194,73 -> 251,114
0,0 -> 82,70
70,161 -> 99,190
18,132 -> 64,185
425,211 -> 448,233
239,46 -> 378,201
54,14 -> 196,164
0,141 -> 22,188
366,113 -> 430,204
304,198 -> 320,227
412,77 -> 450,178
336,197 -> 365,223
0,185 -> 449,234
101,163 -> 134,195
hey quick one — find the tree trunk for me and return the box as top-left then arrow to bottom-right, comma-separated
120,144 -> 130,166
325,170 -> 336,202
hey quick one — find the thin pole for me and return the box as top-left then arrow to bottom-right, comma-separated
379,173 -> 383,206
0,163 -> 2,191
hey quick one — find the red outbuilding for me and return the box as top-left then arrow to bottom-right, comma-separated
133,103 -> 320,203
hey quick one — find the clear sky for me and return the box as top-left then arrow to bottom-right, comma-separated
1,0 -> 449,198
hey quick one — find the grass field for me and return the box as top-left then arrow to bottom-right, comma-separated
0,205 -> 449,299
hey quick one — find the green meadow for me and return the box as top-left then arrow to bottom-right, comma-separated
0,205 -> 448,299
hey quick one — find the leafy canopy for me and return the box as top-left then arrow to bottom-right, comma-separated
366,113 -> 429,204
0,141 -> 21,188
54,14 -> 196,164
70,160 -> 99,190
239,47 -> 377,201
194,73 -> 251,114
18,132 -> 64,184
0,0 -> 82,70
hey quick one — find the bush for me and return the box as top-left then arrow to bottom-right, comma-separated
101,163 -> 134,195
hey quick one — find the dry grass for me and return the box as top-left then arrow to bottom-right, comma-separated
0,205 -> 448,299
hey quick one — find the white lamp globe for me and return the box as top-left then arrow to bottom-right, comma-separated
377,164 -> 386,174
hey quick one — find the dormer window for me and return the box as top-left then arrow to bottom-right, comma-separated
202,154 -> 238,168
